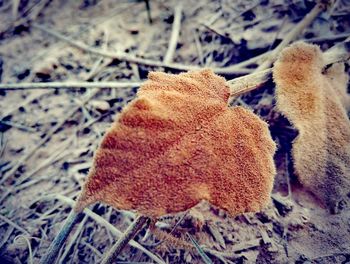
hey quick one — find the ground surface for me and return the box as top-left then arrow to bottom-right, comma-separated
0,0 -> 350,263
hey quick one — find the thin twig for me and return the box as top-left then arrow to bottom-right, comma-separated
193,29 -> 204,65
40,210 -> 84,264
83,28 -> 112,81
322,36 -> 350,65
216,51 -> 272,74
0,81 -> 142,90
144,0 -> 152,24
14,174 -> 52,194
101,215 -> 150,264
68,222 -> 85,264
59,215 -> 88,263
201,23 -> 232,43
255,1 -> 328,71
18,136 -> 73,185
0,214 -> 29,235
231,1 -> 260,21
228,69 -> 271,100
304,32 -> 350,43
0,120 -> 36,132
204,10 -> 223,26
228,40 -> 350,101
163,3 -> 183,64
187,233 -> 213,264
31,23 -> 252,75
0,1 -> 11,12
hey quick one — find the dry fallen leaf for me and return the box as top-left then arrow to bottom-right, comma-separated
75,69 -> 276,218
273,42 -> 350,213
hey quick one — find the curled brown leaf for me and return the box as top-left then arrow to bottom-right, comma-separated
273,42 -> 350,213
75,69 -> 276,218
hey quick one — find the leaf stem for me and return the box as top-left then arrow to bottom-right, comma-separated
40,210 -> 84,264
101,215 -> 150,264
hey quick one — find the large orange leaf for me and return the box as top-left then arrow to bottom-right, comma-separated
75,69 -> 276,218
273,42 -> 350,213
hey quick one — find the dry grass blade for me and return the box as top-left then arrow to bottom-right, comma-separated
39,210 -> 84,264
11,0 -> 20,21
101,215 -> 150,264
0,214 -> 29,235
255,0 -> 330,71
0,120 -> 36,132
228,69 -> 271,99
43,194 -> 166,264
163,3 -> 183,64
0,226 -> 15,250
305,32 -> 350,43
0,81 -> 143,90
228,39 -> 350,100
58,215 -> 88,263
187,233 -> 213,264
323,36 -> 350,65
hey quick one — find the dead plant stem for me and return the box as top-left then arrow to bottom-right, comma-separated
39,210 -> 84,264
101,215 -> 150,264
163,3 -> 183,64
